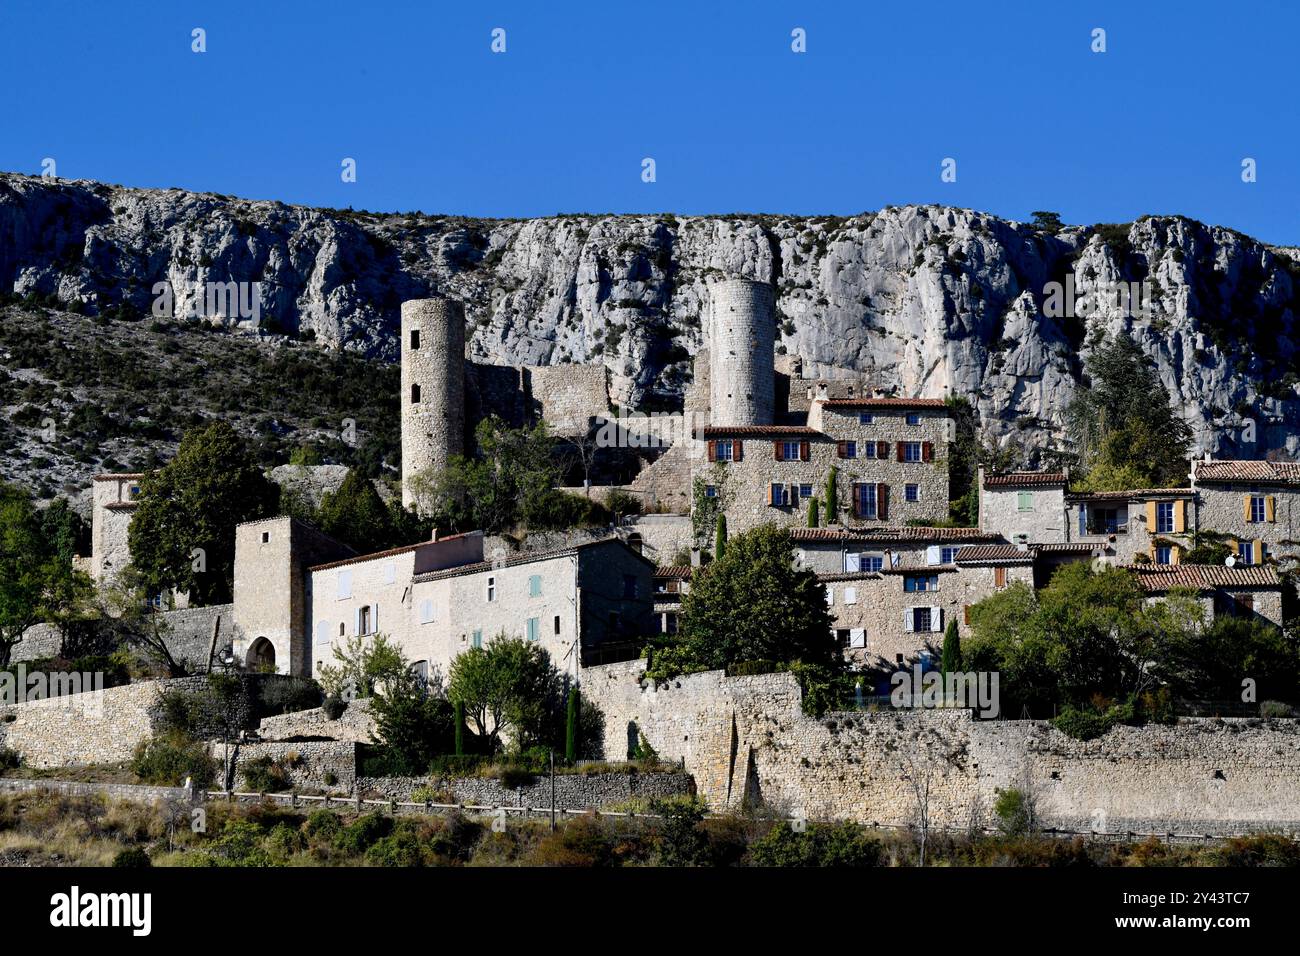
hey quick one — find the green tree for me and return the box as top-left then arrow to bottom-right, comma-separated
808,497 -> 820,528
0,483 -> 93,666
940,617 -> 962,677
675,525 -> 838,672
317,633 -> 408,699
409,416 -> 559,533
1066,334 -> 1193,490
565,687 -> 579,763
317,469 -> 395,554
824,467 -> 838,525
446,635 -> 564,752
453,698 -> 465,756
1158,615 -> 1300,701
1029,210 -> 1064,232
128,421 -> 279,604
370,666 -> 454,774
714,513 -> 728,560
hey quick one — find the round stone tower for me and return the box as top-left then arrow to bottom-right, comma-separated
401,298 -> 466,509
707,278 -> 776,426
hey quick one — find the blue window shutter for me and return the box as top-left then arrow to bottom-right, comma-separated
1078,504 -> 1086,536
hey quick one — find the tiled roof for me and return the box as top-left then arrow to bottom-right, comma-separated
103,501 -> 139,511
983,471 -> 1067,488
1066,488 -> 1194,501
93,472 -> 147,481
309,531 -> 480,572
790,526 -> 1000,544
955,544 -> 1033,564
1033,542 -> 1098,553
702,425 -> 821,436
1119,564 -> 1280,591
818,398 -> 949,409
654,566 -> 693,579
413,537 -> 650,583
1193,459 -> 1300,485
816,571 -> 886,583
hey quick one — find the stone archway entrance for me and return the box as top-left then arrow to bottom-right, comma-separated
247,637 -> 276,671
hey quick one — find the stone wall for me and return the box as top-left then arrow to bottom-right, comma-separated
356,770 -> 693,808
227,740 -> 360,792
257,698 -> 376,744
1196,482 -> 1299,563
979,481 -> 1067,543
579,660 -> 1300,834
401,298 -> 466,508
525,363 -> 608,436
709,278 -> 775,426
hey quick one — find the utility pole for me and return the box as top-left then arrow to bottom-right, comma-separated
550,749 -> 557,832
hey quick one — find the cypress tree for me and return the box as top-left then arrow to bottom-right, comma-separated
808,497 -> 820,527
825,467 -> 838,525
453,698 -> 465,756
714,513 -> 728,561
565,688 -> 579,763
940,618 -> 962,678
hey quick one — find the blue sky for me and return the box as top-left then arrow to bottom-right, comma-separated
1,0 -> 1296,242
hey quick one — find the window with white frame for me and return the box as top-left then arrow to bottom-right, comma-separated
856,483 -> 877,519
861,553 -> 884,572
799,483 -> 814,498
940,546 -> 960,564
906,413 -> 921,426
715,440 -> 735,461
1155,545 -> 1172,565
905,484 -> 919,502
859,412 -> 873,424
1156,501 -> 1175,534
486,576 -> 496,601
1250,496 -> 1267,523
770,483 -> 792,506
903,442 -> 923,462
780,440 -> 801,461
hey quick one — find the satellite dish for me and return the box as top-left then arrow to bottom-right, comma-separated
1225,554 -> 1237,567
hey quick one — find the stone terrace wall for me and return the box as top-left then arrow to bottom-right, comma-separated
580,661 -> 1300,834
356,770 -> 693,807
256,698 -> 376,743
227,740 -> 360,792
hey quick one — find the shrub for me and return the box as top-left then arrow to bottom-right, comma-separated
729,659 -> 778,677
258,677 -> 323,717
242,755 -> 291,793
266,822 -> 306,860
111,847 -> 152,868
0,747 -> 21,771
322,696 -> 347,720
130,732 -> 217,788
427,754 -> 488,777
750,821 -> 883,867
303,809 -> 342,840
366,828 -> 427,867
334,812 -> 393,855
993,788 -> 1037,837
1212,833 -> 1300,867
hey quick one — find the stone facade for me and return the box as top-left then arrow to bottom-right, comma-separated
978,469 -> 1068,543
524,363 -> 608,436
580,661 -> 1300,833
1064,489 -> 1196,564
231,517 -> 354,676
88,473 -> 142,586
708,278 -> 775,427
1192,459 -> 1300,566
308,535 -> 655,685
256,697 -> 376,744
698,399 -> 951,535
400,298 -> 467,509
228,740 -> 361,792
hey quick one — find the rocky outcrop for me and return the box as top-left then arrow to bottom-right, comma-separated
3,172 -> 1298,459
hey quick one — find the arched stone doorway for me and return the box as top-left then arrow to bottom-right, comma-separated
247,637 -> 276,672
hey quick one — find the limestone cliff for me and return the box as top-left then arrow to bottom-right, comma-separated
3,172 -> 1297,460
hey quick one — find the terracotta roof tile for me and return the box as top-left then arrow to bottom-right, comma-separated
1066,488 -> 1194,501
701,425 -> 821,436
1118,564 -> 1280,591
955,544 -> 1033,563
983,471 -> 1067,488
654,566 -> 693,579
790,526 -> 1000,544
1193,459 -> 1300,486
818,398 -> 950,409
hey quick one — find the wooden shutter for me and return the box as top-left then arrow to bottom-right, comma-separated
837,441 -> 847,459
877,440 -> 889,460
1241,594 -> 1254,613
994,566 -> 1007,588
903,609 -> 913,633
733,440 -> 743,461
773,440 -> 783,460
1227,540 -> 1239,555
877,483 -> 889,521
707,440 -> 716,462
896,442 -> 905,462
767,484 -> 776,506
800,440 -> 811,461
1146,501 -> 1157,528
1170,546 -> 1181,565
1253,539 -> 1263,564
1243,495 -> 1252,522
1266,496 -> 1276,522
852,482 -> 864,518
1174,500 -> 1186,533
922,441 -> 933,463
963,605 -> 972,626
